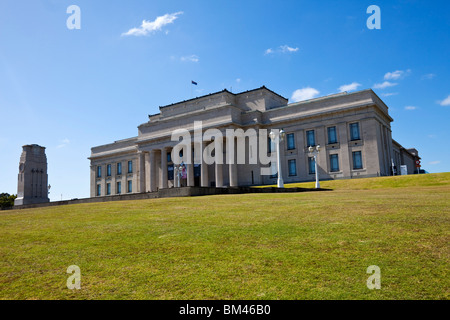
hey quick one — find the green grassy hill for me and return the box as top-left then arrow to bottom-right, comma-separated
1,173 -> 449,300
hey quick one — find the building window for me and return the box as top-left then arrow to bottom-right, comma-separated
117,181 -> 121,194
286,133 -> 295,150
327,126 -> 338,144
106,183 -> 111,195
128,160 -> 133,173
306,130 -> 315,147
308,157 -> 316,174
267,137 -> 272,153
330,154 -> 339,172
117,162 -> 122,175
96,184 -> 101,196
107,164 -> 111,177
288,159 -> 297,176
127,180 -> 132,193
350,123 -> 361,141
167,152 -> 172,163
97,166 -> 101,178
353,151 -> 363,169
194,164 -> 201,178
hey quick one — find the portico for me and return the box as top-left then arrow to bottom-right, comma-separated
134,137 -> 240,192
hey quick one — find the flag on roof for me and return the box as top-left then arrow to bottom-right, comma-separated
191,80 -> 198,85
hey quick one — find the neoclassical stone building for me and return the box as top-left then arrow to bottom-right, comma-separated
89,86 -> 419,197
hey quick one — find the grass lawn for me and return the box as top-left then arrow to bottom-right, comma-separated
0,173 -> 449,300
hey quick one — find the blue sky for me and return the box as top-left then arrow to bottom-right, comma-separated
0,0 -> 449,200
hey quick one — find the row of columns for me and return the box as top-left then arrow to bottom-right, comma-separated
138,143 -> 239,193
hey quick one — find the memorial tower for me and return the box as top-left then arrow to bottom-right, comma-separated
14,144 -> 50,206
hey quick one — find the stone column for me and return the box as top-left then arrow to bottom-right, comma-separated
201,143 -> 209,187
384,127 -> 392,174
160,147 -> 168,189
382,126 -> 389,175
90,165 -> 96,198
111,173 -> 116,195
187,163 -> 194,187
229,163 -> 238,187
315,126 -> 327,176
155,150 -> 161,189
149,150 -> 157,192
338,122 -> 351,177
215,163 -> 223,187
101,167 -> 106,197
228,140 -> 238,187
138,152 -> 146,193
377,122 -> 386,175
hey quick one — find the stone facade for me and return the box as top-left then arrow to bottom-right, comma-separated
89,86 -> 420,197
14,144 -> 50,205
392,140 -> 420,175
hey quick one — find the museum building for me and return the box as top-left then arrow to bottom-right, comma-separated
88,86 -> 419,197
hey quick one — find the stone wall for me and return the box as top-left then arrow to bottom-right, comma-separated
11,186 -> 328,210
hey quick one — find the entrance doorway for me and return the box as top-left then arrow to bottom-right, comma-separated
194,164 -> 201,186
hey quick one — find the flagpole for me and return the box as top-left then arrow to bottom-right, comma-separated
190,81 -> 197,98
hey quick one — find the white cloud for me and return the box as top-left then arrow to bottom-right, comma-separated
439,95 -> 450,106
265,45 -> 299,55
429,161 -> 440,165
291,87 -> 320,102
384,70 -> 403,80
421,73 -> 436,80
236,78 -> 241,83
57,138 -> 70,149
381,92 -> 398,97
122,12 -> 183,36
373,81 -> 398,89
181,55 -> 199,62
338,82 -> 361,92
404,106 -> 417,110
280,45 -> 299,53
384,69 -> 411,80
